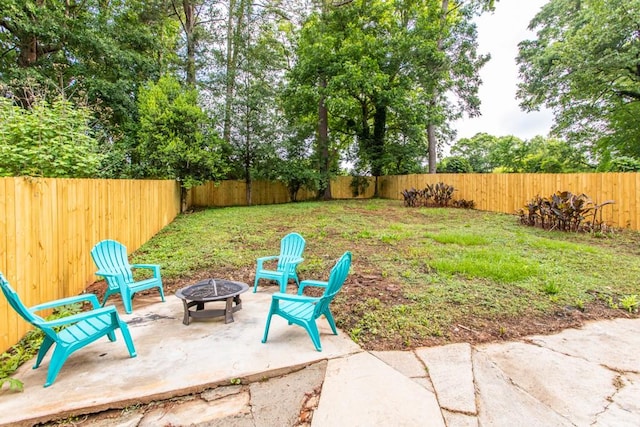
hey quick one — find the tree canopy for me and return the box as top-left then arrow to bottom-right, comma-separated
445,132 -> 592,173
517,0 -> 640,161
5,0 -> 635,205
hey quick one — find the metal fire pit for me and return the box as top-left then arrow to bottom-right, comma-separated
175,278 -> 249,325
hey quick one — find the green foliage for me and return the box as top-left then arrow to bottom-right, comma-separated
517,0 -> 640,161
285,0 -> 489,178
0,97 -> 101,177
543,282 -> 561,295
518,191 -> 615,232
349,176 -> 370,197
274,159 -> 320,202
424,232 -> 488,246
448,133 -> 592,173
0,0 -> 176,158
437,156 -> 473,173
598,156 -> 640,172
619,295 -> 639,313
136,75 -> 227,204
429,248 -> 540,283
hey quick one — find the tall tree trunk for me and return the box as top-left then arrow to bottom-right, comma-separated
223,0 -> 245,144
427,122 -> 437,173
427,0 -> 450,174
317,76 -> 332,200
183,0 -> 196,86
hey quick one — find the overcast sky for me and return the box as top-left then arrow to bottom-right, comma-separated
452,0 -> 553,142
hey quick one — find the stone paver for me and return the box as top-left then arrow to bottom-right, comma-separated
312,352 -> 445,427
527,318 -> 640,372
593,373 -> 640,427
415,343 -> 476,415
139,393 -> 251,426
249,361 -> 326,427
477,341 -> 617,425
473,350 -> 573,427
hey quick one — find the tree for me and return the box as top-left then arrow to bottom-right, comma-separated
447,132 -> 592,173
517,0 -> 640,161
0,0 -> 178,178
426,0 -> 493,173
450,132 -> 498,172
437,156 -> 472,173
0,96 -> 101,177
285,0 -> 489,193
137,75 -> 227,210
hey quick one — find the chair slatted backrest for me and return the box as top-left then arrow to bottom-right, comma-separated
0,272 -> 51,335
91,240 -> 134,289
313,252 -> 352,318
277,233 -> 306,271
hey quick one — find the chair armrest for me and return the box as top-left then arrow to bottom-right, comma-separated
30,293 -> 102,312
283,256 -> 304,267
132,264 -> 161,277
297,279 -> 328,295
40,306 -> 119,328
299,279 -> 328,288
272,292 -> 319,304
95,270 -> 122,278
256,255 -> 279,269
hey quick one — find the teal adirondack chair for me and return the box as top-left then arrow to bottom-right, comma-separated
91,239 -> 165,314
253,233 -> 306,293
262,251 -> 352,351
0,272 -> 136,387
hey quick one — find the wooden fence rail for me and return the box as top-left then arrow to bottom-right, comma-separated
0,178 -> 181,351
1,172 -> 639,351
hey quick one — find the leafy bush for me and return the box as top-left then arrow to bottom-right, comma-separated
350,176 -> 370,197
518,191 -> 614,232
0,97 -> 101,178
437,156 -> 473,173
600,156 -> 640,172
402,182 -> 474,209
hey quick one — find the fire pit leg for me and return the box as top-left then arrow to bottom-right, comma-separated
224,297 -> 234,323
181,299 -> 191,325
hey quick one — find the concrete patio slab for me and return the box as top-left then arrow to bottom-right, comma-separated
0,290 -> 359,426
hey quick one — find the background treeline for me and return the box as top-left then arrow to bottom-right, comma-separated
1,0 -> 638,207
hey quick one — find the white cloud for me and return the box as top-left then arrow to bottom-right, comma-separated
452,0 -> 554,142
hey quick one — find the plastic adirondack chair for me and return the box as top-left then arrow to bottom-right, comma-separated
0,272 -> 136,387
262,251 -> 352,351
90,239 -> 165,314
253,232 -> 306,293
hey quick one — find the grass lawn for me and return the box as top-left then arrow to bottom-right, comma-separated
132,198 -> 640,350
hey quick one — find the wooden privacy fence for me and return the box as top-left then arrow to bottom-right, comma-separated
0,177 -> 181,351
378,173 -> 640,231
188,175 -> 375,206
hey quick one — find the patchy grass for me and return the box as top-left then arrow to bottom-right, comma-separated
132,199 -> 640,350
